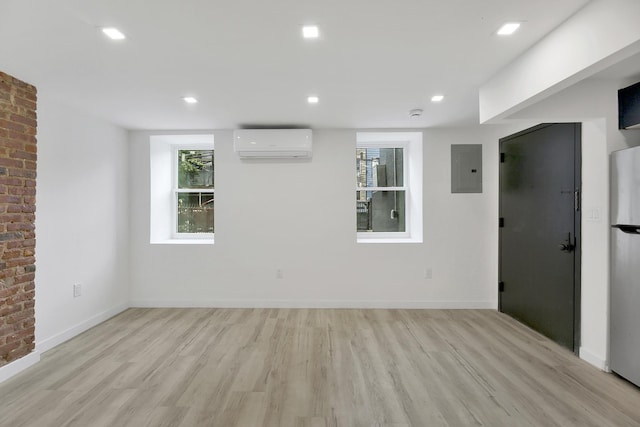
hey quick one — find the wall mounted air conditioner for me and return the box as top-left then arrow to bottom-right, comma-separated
619,81 -> 640,129
233,129 -> 312,158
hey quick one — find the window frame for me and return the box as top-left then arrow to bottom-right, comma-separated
172,146 -> 215,240
356,132 -> 423,243
149,134 -> 215,245
356,141 -> 410,239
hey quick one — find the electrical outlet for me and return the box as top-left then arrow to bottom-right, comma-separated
424,268 -> 432,280
276,269 -> 283,279
73,283 -> 82,297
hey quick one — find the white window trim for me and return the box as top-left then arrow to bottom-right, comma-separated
150,135 -> 215,244
172,145 -> 215,240
356,132 -> 423,243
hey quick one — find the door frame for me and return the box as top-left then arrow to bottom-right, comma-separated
498,123 -> 582,354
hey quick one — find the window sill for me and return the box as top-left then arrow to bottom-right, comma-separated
151,238 -> 214,245
357,236 -> 422,244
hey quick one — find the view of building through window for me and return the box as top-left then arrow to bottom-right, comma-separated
356,147 -> 405,233
177,149 -> 214,233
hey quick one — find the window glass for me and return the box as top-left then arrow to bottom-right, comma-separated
356,191 -> 406,232
176,149 -> 214,234
178,150 -> 214,189
356,147 -> 403,188
356,147 -> 406,233
177,193 -> 214,233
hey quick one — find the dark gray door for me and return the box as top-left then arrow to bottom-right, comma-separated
499,123 -> 581,352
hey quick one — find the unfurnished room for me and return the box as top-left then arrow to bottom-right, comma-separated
2,0 -> 640,426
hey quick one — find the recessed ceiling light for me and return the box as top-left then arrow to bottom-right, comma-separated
431,95 -> 444,102
302,25 -> 319,39
307,96 -> 319,104
101,27 -> 126,40
183,97 -> 198,104
497,22 -> 521,36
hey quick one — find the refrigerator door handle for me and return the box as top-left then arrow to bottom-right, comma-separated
613,225 -> 640,234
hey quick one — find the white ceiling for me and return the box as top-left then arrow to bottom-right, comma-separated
0,0 -> 597,130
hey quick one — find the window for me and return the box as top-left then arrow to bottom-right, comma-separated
175,149 -> 214,235
356,132 -> 422,243
150,135 -> 214,244
357,146 -> 407,232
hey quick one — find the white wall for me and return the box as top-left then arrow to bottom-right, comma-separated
35,92 -> 130,352
129,127 -> 507,308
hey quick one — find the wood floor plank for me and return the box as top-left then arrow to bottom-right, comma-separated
1,308 -> 640,427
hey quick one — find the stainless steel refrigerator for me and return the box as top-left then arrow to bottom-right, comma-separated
611,145 -> 640,387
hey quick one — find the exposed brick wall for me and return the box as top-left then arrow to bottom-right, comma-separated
0,71 -> 37,366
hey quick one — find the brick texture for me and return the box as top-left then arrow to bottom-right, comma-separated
0,71 -> 36,366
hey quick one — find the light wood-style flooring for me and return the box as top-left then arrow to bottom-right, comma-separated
1,308 -> 639,426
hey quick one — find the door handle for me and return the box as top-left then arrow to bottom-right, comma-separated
558,232 -> 575,252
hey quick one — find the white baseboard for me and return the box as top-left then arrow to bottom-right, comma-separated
580,346 -> 609,371
36,302 -> 129,354
0,351 -> 40,384
1,303 -> 130,385
129,299 -> 495,309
